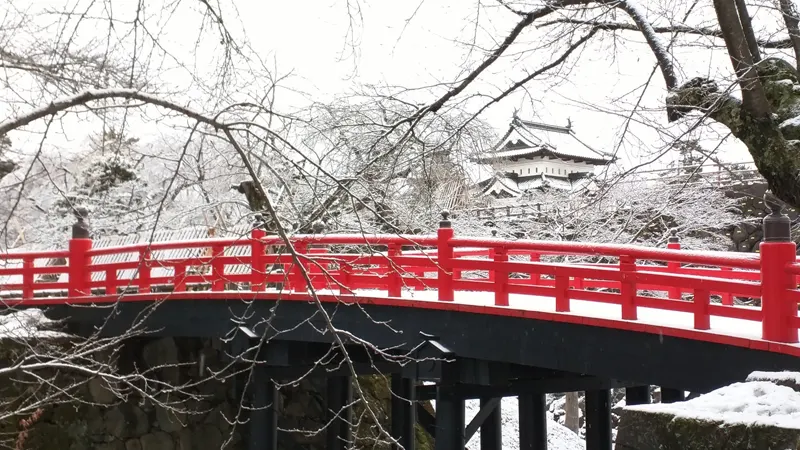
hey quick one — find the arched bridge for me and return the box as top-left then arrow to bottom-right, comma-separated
2,211 -> 800,450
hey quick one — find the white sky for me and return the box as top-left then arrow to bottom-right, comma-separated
6,0 -> 785,170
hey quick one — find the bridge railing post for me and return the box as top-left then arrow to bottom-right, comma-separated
388,243 -> 402,298
619,255 -> 637,320
488,229 -> 497,283
68,207 -> 92,298
666,229 -> 681,300
290,240 -> 309,293
437,211 -> 454,301
494,247 -> 509,307
251,219 -> 267,292
759,199 -> 798,343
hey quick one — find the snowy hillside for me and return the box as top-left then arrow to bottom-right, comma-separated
465,397 -> 585,450
430,396 -> 586,449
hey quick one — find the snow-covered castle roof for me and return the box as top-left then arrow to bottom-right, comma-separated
473,116 -> 614,166
472,115 -> 613,198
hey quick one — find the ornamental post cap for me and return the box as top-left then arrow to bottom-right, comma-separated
439,210 -> 451,228
668,228 -> 679,243
762,192 -> 791,242
71,206 -> 91,239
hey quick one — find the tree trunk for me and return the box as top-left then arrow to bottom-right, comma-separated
565,391 -> 580,434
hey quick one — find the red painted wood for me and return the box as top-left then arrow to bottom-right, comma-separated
437,227 -> 454,302
4,227 -> 798,347
760,241 -> 798,343
493,247 -> 509,307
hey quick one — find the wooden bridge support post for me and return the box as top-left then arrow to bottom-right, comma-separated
248,365 -> 278,450
479,397 -> 502,450
625,386 -> 650,405
518,393 -> 547,450
391,374 -> 416,450
326,376 -> 354,450
585,389 -> 612,450
660,387 -> 685,403
435,360 -> 464,450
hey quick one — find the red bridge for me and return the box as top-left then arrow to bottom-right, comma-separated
2,210 -> 800,450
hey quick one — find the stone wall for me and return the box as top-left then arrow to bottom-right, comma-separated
0,335 -> 431,450
616,373 -> 800,450
725,181 -> 800,252
0,336 -> 242,450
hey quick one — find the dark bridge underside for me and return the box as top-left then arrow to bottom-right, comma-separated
41,298 -> 800,393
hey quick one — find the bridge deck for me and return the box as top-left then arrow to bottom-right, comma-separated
335,288 -> 767,341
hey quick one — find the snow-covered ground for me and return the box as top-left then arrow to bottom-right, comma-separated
464,397 -> 586,450
0,308 -> 60,338
428,395 -> 586,449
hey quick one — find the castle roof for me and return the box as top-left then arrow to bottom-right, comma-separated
473,116 -> 614,165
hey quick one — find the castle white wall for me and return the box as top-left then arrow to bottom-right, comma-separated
493,156 -> 594,177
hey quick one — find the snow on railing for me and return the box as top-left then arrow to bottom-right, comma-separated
0,209 -> 798,345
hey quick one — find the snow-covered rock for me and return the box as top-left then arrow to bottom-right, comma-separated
747,370 -> 800,392
616,381 -> 800,450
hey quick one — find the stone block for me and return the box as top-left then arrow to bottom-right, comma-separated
88,377 -> 119,405
140,431 -> 174,450
156,404 -> 186,433
747,371 -> 800,392
617,381 -> 800,450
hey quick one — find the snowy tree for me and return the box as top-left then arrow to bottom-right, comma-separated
453,175 -> 740,252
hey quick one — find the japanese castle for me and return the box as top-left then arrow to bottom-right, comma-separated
473,116 -> 614,198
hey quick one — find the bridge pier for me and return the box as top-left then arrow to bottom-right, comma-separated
435,360 -> 465,450
391,374 -> 416,450
518,392 -> 547,450
585,389 -> 612,450
248,365 -> 278,450
660,387 -> 685,403
326,376 -> 354,450
625,385 -> 650,405
479,397 -> 502,450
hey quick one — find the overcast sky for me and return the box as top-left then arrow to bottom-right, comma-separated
8,0 -> 782,170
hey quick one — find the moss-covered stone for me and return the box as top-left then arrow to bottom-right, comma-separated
616,408 -> 800,450
351,375 -> 433,450
618,380 -> 800,450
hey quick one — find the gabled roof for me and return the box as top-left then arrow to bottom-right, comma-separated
478,172 -> 597,198
473,116 -> 614,165
480,175 -> 522,198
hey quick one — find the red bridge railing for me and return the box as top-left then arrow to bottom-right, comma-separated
1,209 -> 798,345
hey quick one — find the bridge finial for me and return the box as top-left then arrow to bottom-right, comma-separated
439,210 -> 451,228
763,192 -> 791,242
252,214 -> 265,228
668,228 -> 679,243
72,207 -> 91,239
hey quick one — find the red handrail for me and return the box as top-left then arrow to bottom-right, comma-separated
0,222 -> 796,345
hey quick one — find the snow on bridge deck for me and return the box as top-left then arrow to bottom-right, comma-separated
310,288 -> 768,343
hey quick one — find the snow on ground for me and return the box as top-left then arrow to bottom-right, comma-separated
427,396 -> 585,450
464,397 -> 586,450
624,381 -> 800,429
0,309 -> 60,338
